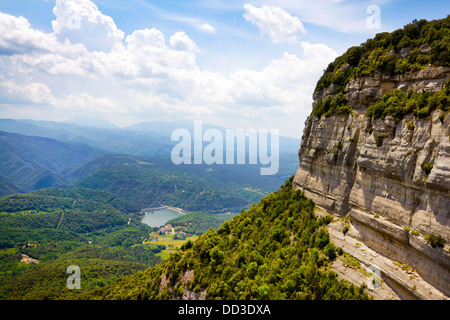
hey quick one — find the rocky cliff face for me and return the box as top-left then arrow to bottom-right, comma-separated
292,66 -> 450,298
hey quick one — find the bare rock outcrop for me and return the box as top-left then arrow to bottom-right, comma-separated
293,67 -> 450,298
160,269 -> 206,300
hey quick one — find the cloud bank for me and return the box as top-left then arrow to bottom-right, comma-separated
0,0 -> 337,137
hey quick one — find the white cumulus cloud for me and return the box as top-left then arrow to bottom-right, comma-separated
197,23 -> 216,33
170,31 -> 199,53
0,0 -> 338,137
0,12 -> 59,55
0,81 -> 55,105
259,0 -> 388,34
52,0 -> 124,52
243,4 -> 306,43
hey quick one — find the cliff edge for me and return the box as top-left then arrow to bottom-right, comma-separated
293,17 -> 450,298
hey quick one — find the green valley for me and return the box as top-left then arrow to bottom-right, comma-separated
0,188 -> 163,299
71,154 -> 284,213
89,178 -> 369,300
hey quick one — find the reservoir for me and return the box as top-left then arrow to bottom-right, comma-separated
141,208 -> 183,227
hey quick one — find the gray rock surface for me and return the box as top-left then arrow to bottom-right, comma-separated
293,67 -> 450,298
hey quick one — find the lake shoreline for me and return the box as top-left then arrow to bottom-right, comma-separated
141,206 -> 186,228
141,205 -> 188,216
213,212 -> 238,216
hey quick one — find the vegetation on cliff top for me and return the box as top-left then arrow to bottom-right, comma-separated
365,80 -> 450,121
312,92 -> 353,118
315,16 -> 450,94
312,16 -> 450,119
91,177 -> 369,300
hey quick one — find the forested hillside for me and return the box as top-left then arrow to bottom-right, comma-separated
0,174 -> 22,196
70,154 -> 284,213
0,120 -> 298,214
0,188 -> 163,299
0,130 -> 105,192
90,178 -> 369,300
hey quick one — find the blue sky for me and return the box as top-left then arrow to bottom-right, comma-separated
0,0 -> 448,138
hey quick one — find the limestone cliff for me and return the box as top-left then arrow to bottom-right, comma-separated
292,65 -> 450,298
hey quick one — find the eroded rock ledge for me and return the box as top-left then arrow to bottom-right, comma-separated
293,67 -> 450,298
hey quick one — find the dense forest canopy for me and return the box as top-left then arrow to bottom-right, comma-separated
72,154 -> 282,213
91,178 -> 369,300
0,188 -> 163,299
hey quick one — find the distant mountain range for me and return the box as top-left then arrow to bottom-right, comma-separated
64,115 -> 120,129
0,118 -> 299,156
123,119 -> 300,155
0,118 -> 299,212
0,130 -> 105,192
0,118 -> 173,158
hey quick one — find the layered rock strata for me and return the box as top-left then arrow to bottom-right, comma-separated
293,67 -> 450,298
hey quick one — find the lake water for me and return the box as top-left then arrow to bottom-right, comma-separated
141,208 -> 183,227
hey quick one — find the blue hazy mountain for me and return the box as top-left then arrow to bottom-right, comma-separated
0,130 -> 106,192
0,118 -> 299,205
63,115 -> 120,129
123,120 -> 300,155
0,118 -> 174,158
